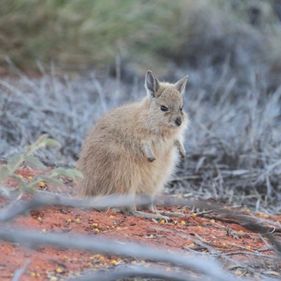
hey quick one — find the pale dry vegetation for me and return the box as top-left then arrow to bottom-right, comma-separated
1,62 -> 281,212
0,0 -> 281,211
1,1 -> 281,280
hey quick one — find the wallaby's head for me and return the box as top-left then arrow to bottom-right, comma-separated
144,70 -> 188,130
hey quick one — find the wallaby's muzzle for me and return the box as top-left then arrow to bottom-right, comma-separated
175,117 -> 182,127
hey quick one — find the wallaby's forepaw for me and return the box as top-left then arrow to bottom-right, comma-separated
142,142 -> 156,162
179,151 -> 186,160
174,139 -> 186,161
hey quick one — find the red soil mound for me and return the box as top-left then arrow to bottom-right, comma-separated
0,167 -> 280,280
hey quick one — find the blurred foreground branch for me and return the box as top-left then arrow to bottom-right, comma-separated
0,191 -> 150,221
1,189 -> 280,258
0,225 -> 238,281
70,264 -> 200,281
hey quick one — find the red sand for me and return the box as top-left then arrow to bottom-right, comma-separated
0,167 -> 280,280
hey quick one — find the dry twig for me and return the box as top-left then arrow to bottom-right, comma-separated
0,225 -> 239,281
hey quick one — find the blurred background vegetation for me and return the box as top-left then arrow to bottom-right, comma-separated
0,0 -> 281,77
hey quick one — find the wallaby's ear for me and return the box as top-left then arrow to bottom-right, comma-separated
174,75 -> 188,95
145,70 -> 160,97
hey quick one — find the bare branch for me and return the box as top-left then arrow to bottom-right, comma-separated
1,190 -> 280,261
0,191 -> 151,221
0,186 -> 18,200
0,225 -> 239,281
0,191 -> 201,222
12,259 -> 30,281
69,264 -> 199,281
1,191 -> 281,234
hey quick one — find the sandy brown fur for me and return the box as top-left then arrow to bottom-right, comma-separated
77,71 -> 189,204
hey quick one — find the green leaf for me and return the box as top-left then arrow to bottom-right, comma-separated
44,138 -> 61,148
10,174 -> 25,186
26,134 -> 48,154
26,135 -> 61,155
28,176 -> 61,189
51,167 -> 83,180
7,154 -> 24,173
25,155 -> 46,169
43,177 -> 63,185
21,182 -> 36,193
0,166 -> 10,182
37,176 -> 63,185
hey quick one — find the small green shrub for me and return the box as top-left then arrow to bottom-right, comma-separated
0,134 -> 82,193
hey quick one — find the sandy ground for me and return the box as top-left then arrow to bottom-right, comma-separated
0,167 -> 280,280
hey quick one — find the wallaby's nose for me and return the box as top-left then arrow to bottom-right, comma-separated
175,117 -> 182,127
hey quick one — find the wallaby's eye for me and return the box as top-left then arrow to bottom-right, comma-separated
160,105 -> 168,112
180,106 -> 183,112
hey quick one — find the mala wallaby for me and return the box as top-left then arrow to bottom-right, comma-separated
77,70 -> 189,218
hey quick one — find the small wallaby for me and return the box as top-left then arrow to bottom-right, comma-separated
77,70 -> 188,218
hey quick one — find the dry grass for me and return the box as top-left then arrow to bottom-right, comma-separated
0,60 -> 280,212
1,2 -> 281,281
0,0 -> 281,211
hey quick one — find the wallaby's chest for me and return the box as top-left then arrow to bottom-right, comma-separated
152,138 -> 174,156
